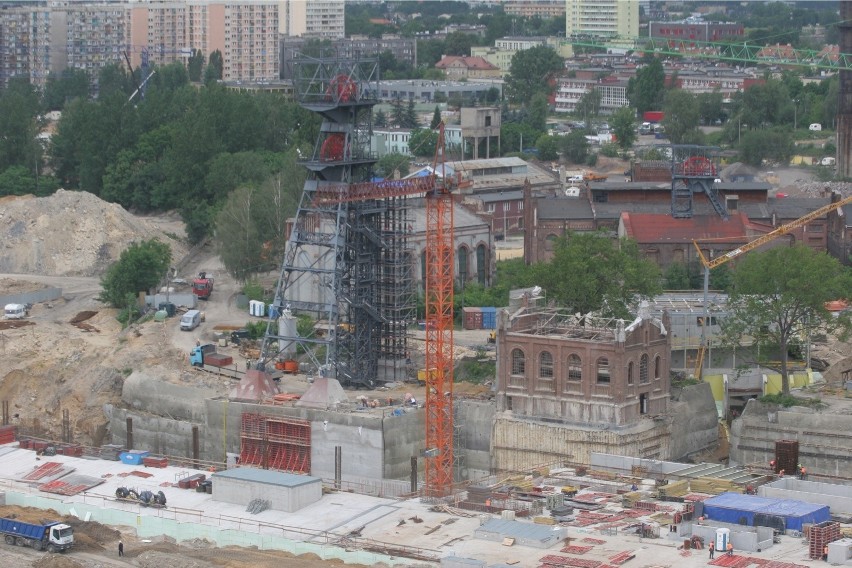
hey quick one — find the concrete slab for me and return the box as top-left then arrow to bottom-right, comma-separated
0,443 -> 847,567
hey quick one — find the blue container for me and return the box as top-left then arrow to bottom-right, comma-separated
481,307 -> 497,330
268,304 -> 279,319
120,450 -> 150,465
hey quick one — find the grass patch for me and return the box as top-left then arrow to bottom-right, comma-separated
455,349 -> 495,384
758,393 -> 823,408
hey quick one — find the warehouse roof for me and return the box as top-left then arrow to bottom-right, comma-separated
704,492 -> 829,518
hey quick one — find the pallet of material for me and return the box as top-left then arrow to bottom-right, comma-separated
689,477 -> 743,495
657,479 -> 689,498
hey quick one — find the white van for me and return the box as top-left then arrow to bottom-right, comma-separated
821,156 -> 836,166
4,303 -> 27,319
809,123 -> 822,131
180,309 -> 201,331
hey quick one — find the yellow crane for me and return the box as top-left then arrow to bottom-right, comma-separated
691,192 -> 852,379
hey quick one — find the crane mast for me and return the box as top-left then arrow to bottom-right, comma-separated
692,192 -> 852,379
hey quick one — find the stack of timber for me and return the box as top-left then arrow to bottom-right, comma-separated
689,477 -> 743,495
657,479 -> 689,500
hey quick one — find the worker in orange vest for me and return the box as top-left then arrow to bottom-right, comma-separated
769,459 -> 776,471
727,542 -> 734,556
799,466 -> 807,480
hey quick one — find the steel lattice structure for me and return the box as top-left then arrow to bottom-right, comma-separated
669,145 -> 724,220
261,53 -> 414,388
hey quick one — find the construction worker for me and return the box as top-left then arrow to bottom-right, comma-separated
823,544 -> 828,561
727,542 -> 734,556
779,469 -> 785,478
800,466 -> 807,480
769,459 -> 776,471
708,541 -> 715,559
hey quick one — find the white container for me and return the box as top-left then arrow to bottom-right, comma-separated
501,510 -> 515,521
278,313 -> 298,357
715,528 -> 730,552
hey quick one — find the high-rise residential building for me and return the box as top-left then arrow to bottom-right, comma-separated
0,0 -> 279,89
565,0 -> 639,39
0,6 -> 52,89
504,1 -> 566,19
279,0 -> 344,38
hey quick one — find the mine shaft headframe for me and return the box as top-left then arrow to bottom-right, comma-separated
290,50 -> 379,107
670,145 -> 722,178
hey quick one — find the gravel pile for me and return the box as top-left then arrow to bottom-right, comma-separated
784,180 -> 852,198
0,190 -> 187,277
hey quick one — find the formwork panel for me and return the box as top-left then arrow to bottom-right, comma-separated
239,413 -> 311,474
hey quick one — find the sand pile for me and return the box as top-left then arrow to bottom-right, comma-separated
0,190 -> 187,277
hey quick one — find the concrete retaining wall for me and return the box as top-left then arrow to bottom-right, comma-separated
122,372 -> 215,423
491,415 -> 671,471
669,382 -> 719,460
730,399 -> 852,478
0,286 -> 62,306
146,293 -> 198,309
383,407 -> 425,480
111,408 -> 198,457
455,401 -> 494,480
691,521 -> 774,553
758,478 -> 852,515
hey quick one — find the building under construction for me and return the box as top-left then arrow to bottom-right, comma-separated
261,53 -> 415,386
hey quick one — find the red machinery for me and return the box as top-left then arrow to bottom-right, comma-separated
192,271 -> 214,300
326,74 -> 357,103
316,124 -> 455,495
320,134 -> 345,161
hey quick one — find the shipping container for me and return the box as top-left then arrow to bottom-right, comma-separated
643,111 -> 664,123
481,307 -> 497,330
462,307 -> 483,330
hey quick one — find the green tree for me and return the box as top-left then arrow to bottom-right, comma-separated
737,78 -> 790,129
444,31 -> 476,56
627,57 -> 665,115
501,122 -> 542,154
663,262 -> 691,290
390,95 -> 406,128
404,99 -> 419,128
531,232 -> 661,317
204,50 -> 223,83
528,93 -> 548,132
697,91 -> 724,126
43,68 -> 90,111
558,130 -> 590,164
739,127 -> 794,166
430,105 -> 442,129
376,152 -> 410,179
505,45 -> 563,103
0,78 -> 41,175
408,128 -> 439,158
99,239 -> 171,308
374,109 -> 388,128
535,134 -> 558,161
575,89 -> 601,124
663,89 -> 701,145
188,49 -> 205,82
721,245 -> 852,394
610,107 -> 637,151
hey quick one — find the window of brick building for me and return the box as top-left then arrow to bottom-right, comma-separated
538,351 -> 554,390
596,357 -> 610,384
654,355 -> 661,380
640,354 -> 649,383
627,361 -> 634,385
510,348 -> 526,386
567,354 -> 582,381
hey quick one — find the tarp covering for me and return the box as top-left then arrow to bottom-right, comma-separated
703,492 -> 830,531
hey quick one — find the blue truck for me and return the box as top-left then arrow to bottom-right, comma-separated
0,518 -> 74,552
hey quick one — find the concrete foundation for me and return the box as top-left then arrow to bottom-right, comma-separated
691,521 -> 774,553
492,382 -> 717,471
729,398 -> 852,479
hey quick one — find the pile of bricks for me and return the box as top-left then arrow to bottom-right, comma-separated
560,545 -> 594,555
808,521 -> 840,560
0,425 -> 16,444
607,551 -> 635,565
538,555 -> 601,568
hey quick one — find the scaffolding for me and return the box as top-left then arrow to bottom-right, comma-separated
239,413 -> 311,473
261,52 -> 413,387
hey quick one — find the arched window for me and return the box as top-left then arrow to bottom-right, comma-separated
567,354 -> 582,381
640,354 -> 649,383
458,245 -> 468,282
511,348 -> 525,376
654,355 -> 661,380
476,244 -> 487,285
538,351 -> 554,391
596,357 -> 610,384
627,361 -> 634,385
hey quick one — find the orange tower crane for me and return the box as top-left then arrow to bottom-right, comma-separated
315,123 -> 456,495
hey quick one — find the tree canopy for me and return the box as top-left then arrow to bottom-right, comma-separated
610,107 -> 637,151
530,232 -> 662,317
99,239 -> 171,308
662,89 -> 703,145
505,45 -> 563,103
721,244 -> 852,394
627,58 -> 665,115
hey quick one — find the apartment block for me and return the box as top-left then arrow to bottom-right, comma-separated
0,6 -> 52,89
58,3 -> 128,81
504,1 -> 566,19
565,0 -> 639,39
202,2 -> 278,82
279,0 -> 344,39
127,1 -> 188,71
554,76 -> 628,114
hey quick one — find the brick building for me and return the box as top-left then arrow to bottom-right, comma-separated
495,304 -> 671,427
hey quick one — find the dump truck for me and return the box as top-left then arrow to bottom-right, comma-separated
192,271 -> 214,300
582,171 -> 607,182
0,518 -> 73,553
189,344 -> 281,380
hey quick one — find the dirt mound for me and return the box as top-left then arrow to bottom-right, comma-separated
63,516 -> 120,551
0,320 -> 33,330
32,556 -> 84,568
0,190 -> 187,277
0,278 -> 46,295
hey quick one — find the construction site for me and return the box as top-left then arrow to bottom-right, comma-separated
1,48 -> 852,567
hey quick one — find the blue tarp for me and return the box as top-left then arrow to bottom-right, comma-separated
702,492 -> 830,531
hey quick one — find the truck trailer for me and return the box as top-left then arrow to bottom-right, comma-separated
0,518 -> 73,552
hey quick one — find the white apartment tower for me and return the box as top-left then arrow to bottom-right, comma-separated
565,0 -> 639,39
279,0 -> 344,39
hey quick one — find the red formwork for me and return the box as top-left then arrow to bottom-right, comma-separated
808,521 -> 840,560
774,439 -> 799,475
239,413 -> 311,474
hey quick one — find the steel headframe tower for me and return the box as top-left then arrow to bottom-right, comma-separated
424,128 -> 454,496
262,52 -> 416,387
670,145 -> 726,219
